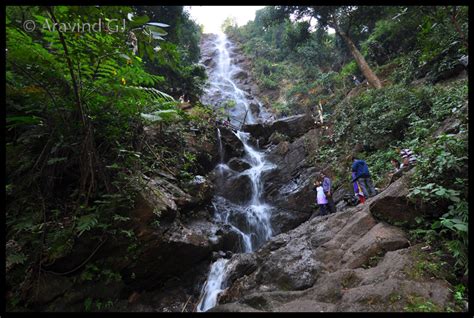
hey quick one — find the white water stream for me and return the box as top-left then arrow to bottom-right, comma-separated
196,33 -> 275,312
201,33 -> 256,127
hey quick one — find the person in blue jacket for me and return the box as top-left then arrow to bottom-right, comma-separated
351,155 -> 377,198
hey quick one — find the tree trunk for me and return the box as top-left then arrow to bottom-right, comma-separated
336,26 -> 383,89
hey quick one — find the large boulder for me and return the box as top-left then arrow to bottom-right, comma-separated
122,218 -> 222,291
227,158 -> 251,172
218,174 -> 253,205
368,169 -> 444,227
181,175 -> 215,210
243,114 -> 314,146
233,69 -> 248,81
270,208 -> 311,235
216,224 -> 247,253
132,175 -> 192,225
219,128 -> 245,162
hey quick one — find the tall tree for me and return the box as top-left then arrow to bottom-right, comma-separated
278,6 -> 383,89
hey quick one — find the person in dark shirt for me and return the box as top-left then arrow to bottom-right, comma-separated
351,155 -> 377,198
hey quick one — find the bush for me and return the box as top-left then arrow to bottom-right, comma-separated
409,132 -> 468,276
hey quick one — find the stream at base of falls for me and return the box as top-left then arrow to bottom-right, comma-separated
196,33 -> 275,312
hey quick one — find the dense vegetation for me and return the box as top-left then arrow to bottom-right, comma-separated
6,5 -> 213,310
226,5 -> 468,301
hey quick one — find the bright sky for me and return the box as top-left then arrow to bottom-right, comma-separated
185,6 -> 265,34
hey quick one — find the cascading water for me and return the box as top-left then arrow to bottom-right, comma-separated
196,33 -> 275,312
196,258 -> 229,311
216,128 -> 224,163
201,33 -> 255,127
234,130 -> 274,248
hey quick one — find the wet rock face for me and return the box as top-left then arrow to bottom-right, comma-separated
200,34 -> 219,66
227,157 -> 251,172
216,224 -> 246,253
217,174 -> 253,205
249,102 -> 260,118
219,128 -> 245,162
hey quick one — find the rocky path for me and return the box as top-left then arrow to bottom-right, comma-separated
208,170 -> 453,312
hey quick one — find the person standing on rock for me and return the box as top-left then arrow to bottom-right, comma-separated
399,148 -> 417,170
313,179 -> 328,216
320,172 -> 336,213
351,155 -> 377,198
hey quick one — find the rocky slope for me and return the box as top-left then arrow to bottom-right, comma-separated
208,170 -> 454,312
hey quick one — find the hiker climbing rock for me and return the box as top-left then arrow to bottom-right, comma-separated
351,155 -> 377,198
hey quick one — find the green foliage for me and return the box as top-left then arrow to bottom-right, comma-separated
272,102 -> 290,116
84,297 -> 114,311
339,61 -> 358,78
80,263 -> 122,284
182,151 -> 197,172
6,252 -> 28,269
452,284 -> 466,307
222,99 -> 237,110
408,131 -> 468,276
404,295 -> 440,312
364,148 -> 398,186
84,297 -> 93,311
389,52 -> 420,85
416,7 -> 468,64
75,214 -> 99,237
5,5 -> 207,309
222,16 -> 237,33
333,84 -> 423,147
430,83 -> 467,121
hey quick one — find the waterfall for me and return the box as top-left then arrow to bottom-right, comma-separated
201,33 -> 255,127
217,128 -> 224,163
196,258 -> 229,312
234,130 -> 274,247
196,33 -> 275,312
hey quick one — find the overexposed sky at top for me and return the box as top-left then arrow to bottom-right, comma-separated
185,6 -> 265,34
